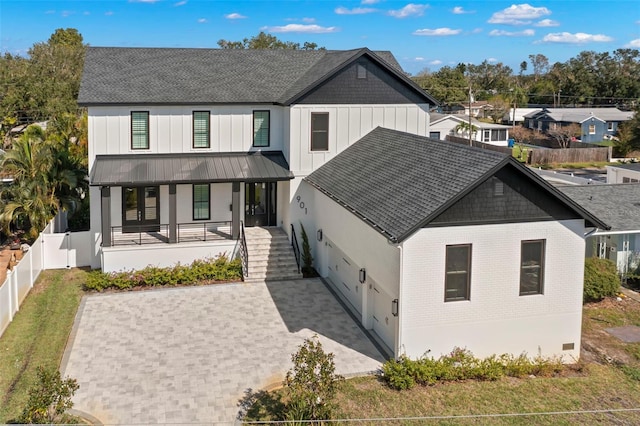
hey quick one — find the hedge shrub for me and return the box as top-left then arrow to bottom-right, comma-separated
84,254 -> 242,292
382,348 -> 564,390
584,257 -> 620,302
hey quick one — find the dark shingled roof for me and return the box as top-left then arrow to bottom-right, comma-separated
90,151 -> 293,186
305,127 -> 608,242
560,184 -> 640,233
78,47 -> 436,106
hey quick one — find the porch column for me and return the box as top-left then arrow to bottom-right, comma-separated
232,182 -> 240,239
100,186 -> 111,248
169,184 -> 177,243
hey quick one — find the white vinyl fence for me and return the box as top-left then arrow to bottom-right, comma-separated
0,217 -> 91,338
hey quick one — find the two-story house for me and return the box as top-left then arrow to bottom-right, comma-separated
80,47 -> 606,361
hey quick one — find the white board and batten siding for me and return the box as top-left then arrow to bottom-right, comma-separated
288,104 -> 430,175
87,105 -> 287,168
399,219 -> 587,361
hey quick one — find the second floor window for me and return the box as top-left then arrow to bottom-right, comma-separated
131,111 -> 149,149
193,111 -> 210,148
253,111 -> 270,147
311,112 -> 329,151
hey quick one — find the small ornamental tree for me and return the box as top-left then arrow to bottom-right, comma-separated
283,336 -> 343,421
17,366 -> 79,424
299,222 -> 314,277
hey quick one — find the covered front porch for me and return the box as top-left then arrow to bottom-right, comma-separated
90,152 -> 293,272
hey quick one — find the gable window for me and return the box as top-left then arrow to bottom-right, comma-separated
193,184 -> 210,220
357,64 -> 367,79
520,239 -> 545,295
311,112 -> 329,151
131,111 -> 149,149
253,111 -> 270,147
588,124 -> 596,134
445,244 -> 471,302
193,111 -> 210,148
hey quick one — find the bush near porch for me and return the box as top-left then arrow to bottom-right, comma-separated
84,255 -> 242,292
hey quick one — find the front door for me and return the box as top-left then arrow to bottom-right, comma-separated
122,186 -> 160,232
245,182 -> 276,227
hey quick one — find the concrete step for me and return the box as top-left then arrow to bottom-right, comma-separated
243,226 -> 303,282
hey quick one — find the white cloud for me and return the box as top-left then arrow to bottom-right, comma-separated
83,11 -> 90,15
429,59 -> 443,65
335,7 -> 376,15
487,58 -> 498,63
488,4 -> 551,25
361,0 -> 380,4
105,11 -> 114,16
413,27 -> 462,36
542,32 -> 613,43
489,29 -> 535,36
261,24 -> 339,34
472,28 -> 483,33
197,18 -> 208,23
452,6 -> 473,14
174,0 -> 187,6
388,4 -> 429,18
225,13 -> 246,19
535,19 -> 559,27
414,57 -> 425,61
625,39 -> 640,48
302,17 -> 315,23
61,10 -> 74,17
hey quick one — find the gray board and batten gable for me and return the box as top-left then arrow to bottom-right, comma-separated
304,127 -> 608,243
560,184 -> 640,233
90,151 -> 293,186
78,47 -> 438,107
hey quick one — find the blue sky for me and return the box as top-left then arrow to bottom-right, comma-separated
1,0 -> 639,75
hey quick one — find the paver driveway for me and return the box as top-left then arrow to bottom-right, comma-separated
61,278 -> 385,425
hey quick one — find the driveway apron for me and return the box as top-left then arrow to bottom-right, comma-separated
61,278 -> 384,425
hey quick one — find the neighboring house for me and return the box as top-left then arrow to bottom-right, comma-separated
606,163 -> 640,184
524,108 -> 634,143
503,107 -> 542,125
560,184 -> 640,277
79,47 -> 437,272
81,46 -> 607,362
297,127 -> 606,359
429,113 -> 511,146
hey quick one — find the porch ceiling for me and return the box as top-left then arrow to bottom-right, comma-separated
90,151 -> 293,186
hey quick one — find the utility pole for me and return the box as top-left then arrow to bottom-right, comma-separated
468,83 -> 473,146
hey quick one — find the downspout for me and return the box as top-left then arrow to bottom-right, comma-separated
396,243 -> 403,360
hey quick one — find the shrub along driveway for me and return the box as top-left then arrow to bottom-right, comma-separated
61,278 -> 384,424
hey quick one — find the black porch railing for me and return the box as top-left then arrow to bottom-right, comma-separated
239,220 -> 248,278
110,221 -> 232,246
290,224 -> 301,274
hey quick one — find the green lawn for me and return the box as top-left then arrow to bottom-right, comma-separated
247,296 -> 640,425
0,269 -> 86,423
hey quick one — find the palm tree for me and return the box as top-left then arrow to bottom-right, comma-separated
454,121 -> 479,140
0,129 -> 82,239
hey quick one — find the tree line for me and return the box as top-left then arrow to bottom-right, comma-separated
413,50 -> 640,109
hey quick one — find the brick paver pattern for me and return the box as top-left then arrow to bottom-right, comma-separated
62,278 -> 384,425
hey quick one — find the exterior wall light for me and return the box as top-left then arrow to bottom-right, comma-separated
317,229 -> 323,241
359,268 -> 366,283
392,299 -> 399,317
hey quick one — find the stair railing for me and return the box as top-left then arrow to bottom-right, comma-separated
239,220 -> 248,278
290,224 -> 302,274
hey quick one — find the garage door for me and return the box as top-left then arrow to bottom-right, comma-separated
371,277 -> 395,351
327,240 -> 362,315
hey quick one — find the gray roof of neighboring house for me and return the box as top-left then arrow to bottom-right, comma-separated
304,127 -> 605,243
523,108 -> 634,122
609,162 -> 640,172
90,151 -> 293,186
78,47 -> 437,106
560,184 -> 640,233
430,114 -> 511,129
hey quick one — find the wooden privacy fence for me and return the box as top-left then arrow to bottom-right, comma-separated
528,147 -> 611,165
445,135 -> 513,155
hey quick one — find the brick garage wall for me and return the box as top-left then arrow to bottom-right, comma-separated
399,219 -> 586,361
